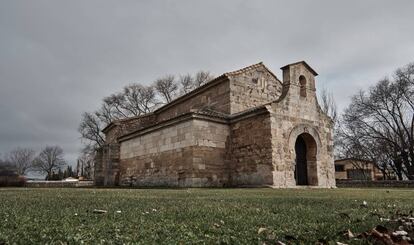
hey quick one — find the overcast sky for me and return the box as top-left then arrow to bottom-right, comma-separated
0,0 -> 413,166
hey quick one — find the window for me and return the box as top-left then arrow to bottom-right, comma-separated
347,169 -> 372,180
299,75 -> 307,97
335,165 -> 345,172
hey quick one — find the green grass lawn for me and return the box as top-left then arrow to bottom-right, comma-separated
0,188 -> 413,244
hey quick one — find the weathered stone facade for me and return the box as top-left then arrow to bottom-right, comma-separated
95,61 -> 336,188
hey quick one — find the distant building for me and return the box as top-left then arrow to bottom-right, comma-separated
0,164 -> 26,186
334,158 -> 387,180
95,61 -> 336,188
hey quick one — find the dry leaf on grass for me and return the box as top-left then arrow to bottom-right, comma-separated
342,229 -> 355,239
258,227 -> 267,234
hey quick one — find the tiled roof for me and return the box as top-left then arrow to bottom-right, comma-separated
102,62 -> 282,133
194,104 -> 270,121
194,108 -> 229,119
102,113 -> 155,133
280,61 -> 318,76
224,62 -> 282,84
224,62 -> 264,76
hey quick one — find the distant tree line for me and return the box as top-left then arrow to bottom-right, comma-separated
0,146 -> 85,180
78,70 -> 214,167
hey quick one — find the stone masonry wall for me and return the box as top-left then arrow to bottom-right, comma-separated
98,61 -> 336,188
100,79 -> 230,186
119,118 -> 229,187
94,144 -> 120,186
157,80 -> 231,122
105,127 -> 122,144
270,62 -> 335,188
105,114 -> 157,144
229,65 -> 283,114
229,112 -> 274,186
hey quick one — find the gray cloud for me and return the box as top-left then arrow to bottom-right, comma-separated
0,0 -> 413,165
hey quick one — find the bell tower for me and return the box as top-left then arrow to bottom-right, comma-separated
280,61 -> 318,100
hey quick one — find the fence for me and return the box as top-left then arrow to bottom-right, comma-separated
25,180 -> 94,188
336,180 -> 414,188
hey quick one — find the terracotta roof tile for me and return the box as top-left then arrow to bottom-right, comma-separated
280,61 -> 318,76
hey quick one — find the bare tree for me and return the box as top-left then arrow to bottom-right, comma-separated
79,112 -> 106,148
103,93 -> 130,119
77,150 -> 95,179
339,62 -> 414,179
319,88 -> 338,123
0,154 -> 4,165
6,148 -> 35,175
154,75 -> 178,103
338,131 -> 397,180
79,69 -> 214,151
179,71 -> 214,95
194,71 -> 214,87
179,74 -> 195,94
318,87 -> 340,158
123,84 -> 158,114
80,83 -> 159,149
95,102 -> 116,126
33,146 -> 66,180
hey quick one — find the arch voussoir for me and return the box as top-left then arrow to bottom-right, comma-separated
288,124 -> 321,186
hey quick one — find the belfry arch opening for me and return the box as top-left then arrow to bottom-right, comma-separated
294,133 -> 317,185
299,75 -> 307,97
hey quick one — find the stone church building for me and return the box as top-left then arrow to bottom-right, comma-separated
95,61 -> 336,188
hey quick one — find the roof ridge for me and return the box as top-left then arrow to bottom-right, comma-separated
224,62 -> 264,76
224,62 -> 282,84
118,113 -> 154,122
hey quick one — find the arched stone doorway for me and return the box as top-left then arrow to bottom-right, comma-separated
294,133 -> 317,186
